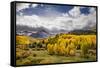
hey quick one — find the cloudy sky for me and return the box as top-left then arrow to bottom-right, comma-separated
16,3 -> 97,32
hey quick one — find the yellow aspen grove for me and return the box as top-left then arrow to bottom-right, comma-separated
47,44 -> 54,55
16,36 -> 30,45
46,34 -> 96,57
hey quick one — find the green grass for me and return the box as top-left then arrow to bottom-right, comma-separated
16,50 -> 96,65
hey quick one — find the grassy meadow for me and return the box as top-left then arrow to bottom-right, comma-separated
16,34 -> 96,65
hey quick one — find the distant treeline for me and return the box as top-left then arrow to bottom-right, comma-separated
68,29 -> 96,35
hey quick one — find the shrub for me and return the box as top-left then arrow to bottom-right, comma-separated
81,42 -> 89,58
22,59 -> 32,65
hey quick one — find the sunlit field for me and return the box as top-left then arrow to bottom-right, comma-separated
16,34 -> 96,65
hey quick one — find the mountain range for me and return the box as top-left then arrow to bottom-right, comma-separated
16,25 -> 96,38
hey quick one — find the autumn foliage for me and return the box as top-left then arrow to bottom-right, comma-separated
47,34 -> 96,57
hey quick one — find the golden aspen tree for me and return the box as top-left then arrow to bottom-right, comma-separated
47,44 -> 54,55
53,44 -> 58,55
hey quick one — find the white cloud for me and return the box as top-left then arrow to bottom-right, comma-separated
16,6 -> 96,32
89,7 -> 96,13
16,3 -> 39,12
16,3 -> 30,11
40,4 -> 44,7
69,7 -> 81,17
16,15 -> 40,28
31,4 -> 38,8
